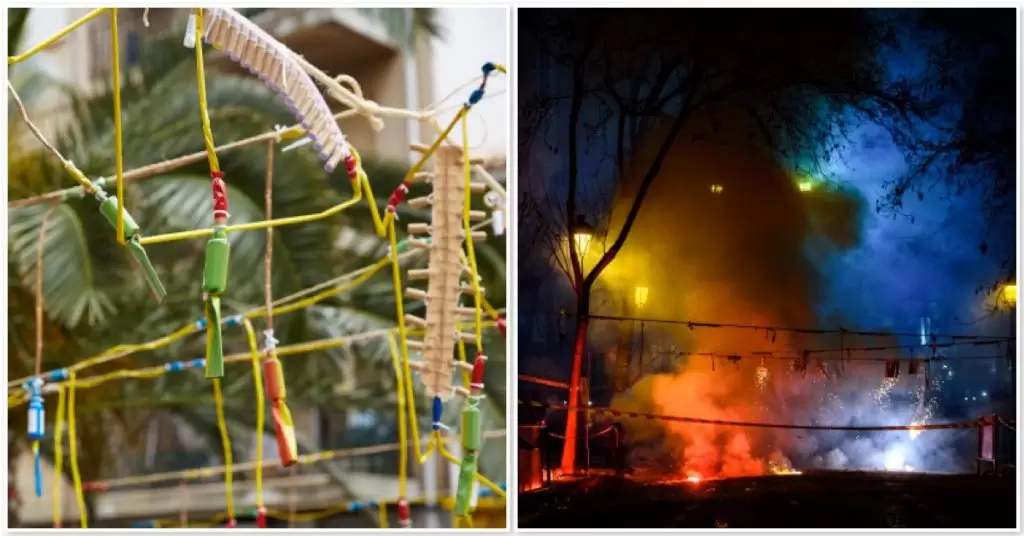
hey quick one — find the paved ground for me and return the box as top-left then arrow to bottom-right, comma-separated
519,471 -> 1017,528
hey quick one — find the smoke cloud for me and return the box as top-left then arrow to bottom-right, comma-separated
587,137 -> 971,479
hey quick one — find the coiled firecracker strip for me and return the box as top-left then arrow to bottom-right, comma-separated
203,173 -> 230,378
194,7 -> 352,172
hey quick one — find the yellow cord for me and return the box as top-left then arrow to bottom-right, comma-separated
193,9 -> 220,173
9,256 -> 392,389
8,8 -> 109,65
110,8 -> 126,245
388,335 -> 409,500
139,195 -> 363,245
212,378 -> 235,521
52,385 -> 67,527
242,320 -> 265,511
460,112 -> 486,352
378,502 -> 389,528
67,372 -> 87,528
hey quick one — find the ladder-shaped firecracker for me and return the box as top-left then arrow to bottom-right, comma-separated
195,7 -> 350,173
403,145 -> 489,399
400,144 -> 490,527
203,173 -> 230,378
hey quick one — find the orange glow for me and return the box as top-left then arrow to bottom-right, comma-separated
686,474 -> 702,484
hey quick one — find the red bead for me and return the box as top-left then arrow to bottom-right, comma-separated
226,518 -> 237,528
52,522 -> 61,528
471,355 -> 486,390
211,177 -> 228,214
256,506 -> 267,528
344,155 -> 358,178
496,317 -> 506,337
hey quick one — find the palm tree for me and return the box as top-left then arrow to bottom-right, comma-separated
7,7 -> 505,527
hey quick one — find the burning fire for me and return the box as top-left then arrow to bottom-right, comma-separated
768,460 -> 802,476
686,474 -> 702,484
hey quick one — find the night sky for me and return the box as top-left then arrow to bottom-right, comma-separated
517,8 -> 1017,474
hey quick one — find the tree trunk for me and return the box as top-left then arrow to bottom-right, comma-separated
560,291 -> 590,475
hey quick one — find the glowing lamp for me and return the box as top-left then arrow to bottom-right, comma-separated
573,232 -> 592,253
710,184 -> 724,194
634,286 -> 649,309
1003,283 -> 1017,306
798,181 -> 813,192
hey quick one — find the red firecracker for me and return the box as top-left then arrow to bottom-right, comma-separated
397,497 -> 411,528
226,518 -> 237,528
496,317 -> 506,337
256,506 -> 267,528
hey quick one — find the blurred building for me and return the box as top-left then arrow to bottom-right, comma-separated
10,7 -> 506,528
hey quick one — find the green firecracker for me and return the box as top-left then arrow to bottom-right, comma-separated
454,450 -> 479,516
202,226 -> 230,379
97,192 -> 167,302
204,295 -> 224,378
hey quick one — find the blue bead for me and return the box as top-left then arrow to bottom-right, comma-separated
468,89 -> 485,106
482,62 -> 496,75
195,318 -> 208,330
48,369 -> 68,382
348,502 -> 362,512
189,358 -> 206,369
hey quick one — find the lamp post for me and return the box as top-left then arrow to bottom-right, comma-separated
562,220 -> 594,476
1001,283 -> 1016,407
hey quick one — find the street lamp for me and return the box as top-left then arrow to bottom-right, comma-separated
571,218 -> 595,257
573,231 -> 592,254
1002,283 -> 1017,306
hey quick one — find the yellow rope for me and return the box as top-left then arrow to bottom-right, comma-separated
67,372 -> 87,528
212,378 -> 235,521
193,9 -> 220,173
7,8 -> 109,65
242,319 -> 265,511
110,8 -> 126,245
378,502 -> 389,528
460,113 -> 485,352
9,256 -> 394,389
387,335 -> 409,500
51,384 -> 66,527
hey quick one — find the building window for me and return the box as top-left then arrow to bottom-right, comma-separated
87,8 -> 182,80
